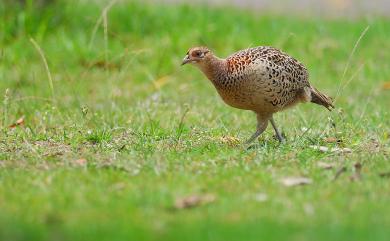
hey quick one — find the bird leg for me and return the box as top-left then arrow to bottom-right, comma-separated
270,117 -> 285,143
245,115 -> 269,145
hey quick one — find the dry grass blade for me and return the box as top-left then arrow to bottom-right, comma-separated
317,161 -> 336,169
334,26 -> 370,103
29,38 -> 55,103
281,177 -> 312,187
335,63 -> 364,104
356,86 -> 376,125
89,0 -> 118,51
341,26 -> 369,79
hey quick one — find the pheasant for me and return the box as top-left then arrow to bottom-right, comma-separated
181,46 -> 334,144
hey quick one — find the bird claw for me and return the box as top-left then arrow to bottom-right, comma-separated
274,134 -> 286,143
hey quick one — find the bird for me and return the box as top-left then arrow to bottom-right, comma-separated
181,46 -> 334,144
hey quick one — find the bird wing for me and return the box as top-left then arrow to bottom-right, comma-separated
242,47 -> 310,108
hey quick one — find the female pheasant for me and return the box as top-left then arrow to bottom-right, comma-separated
182,46 -> 334,144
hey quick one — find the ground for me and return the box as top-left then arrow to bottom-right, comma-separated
0,1 -> 390,241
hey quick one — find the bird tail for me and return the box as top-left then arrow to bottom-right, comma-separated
310,86 -> 334,111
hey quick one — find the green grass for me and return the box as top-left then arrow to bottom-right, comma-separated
1,1 -> 390,240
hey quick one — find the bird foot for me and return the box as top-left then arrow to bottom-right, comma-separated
274,132 -> 286,143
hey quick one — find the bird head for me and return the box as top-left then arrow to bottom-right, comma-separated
181,46 -> 212,66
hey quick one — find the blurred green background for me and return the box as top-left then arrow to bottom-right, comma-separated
0,0 -> 389,240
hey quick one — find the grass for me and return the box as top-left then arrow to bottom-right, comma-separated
1,0 -> 390,240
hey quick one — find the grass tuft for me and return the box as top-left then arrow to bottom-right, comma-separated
85,129 -> 113,144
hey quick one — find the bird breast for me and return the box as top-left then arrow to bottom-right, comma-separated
213,63 -> 273,111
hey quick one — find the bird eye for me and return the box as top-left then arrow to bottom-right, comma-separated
192,51 -> 203,58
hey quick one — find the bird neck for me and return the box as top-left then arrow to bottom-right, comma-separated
197,56 -> 227,85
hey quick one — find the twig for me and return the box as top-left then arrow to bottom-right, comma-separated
333,166 -> 347,181
29,38 -> 56,103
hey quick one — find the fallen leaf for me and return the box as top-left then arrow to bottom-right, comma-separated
254,193 -> 268,202
316,146 -> 330,152
9,116 -> 24,128
310,145 -> 352,154
174,193 -> 216,209
324,137 -> 342,143
383,82 -> 390,90
317,161 -> 336,169
281,177 -> 312,187
335,147 -> 352,153
324,137 -> 336,143
72,158 -> 87,166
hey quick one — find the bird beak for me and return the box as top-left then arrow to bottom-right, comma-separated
181,55 -> 190,66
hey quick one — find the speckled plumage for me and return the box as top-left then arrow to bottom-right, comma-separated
182,46 -> 334,144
